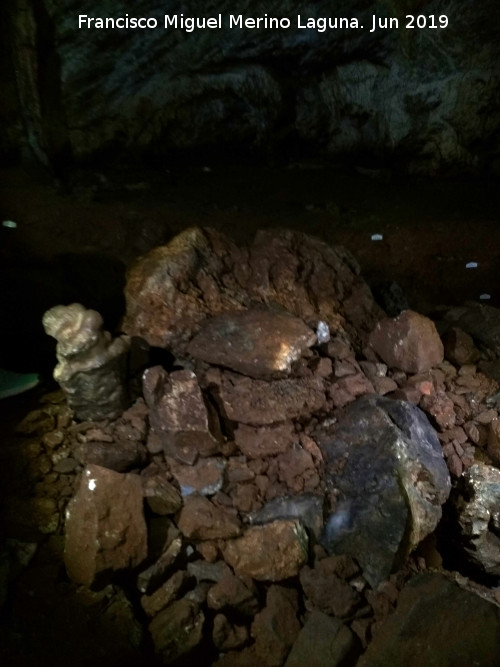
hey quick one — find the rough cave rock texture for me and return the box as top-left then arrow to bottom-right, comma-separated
368,309 -> 444,373
4,0 -> 500,174
316,395 -> 450,587
357,573 -> 500,667
64,464 -> 148,586
122,226 -> 383,355
451,463 -> 500,576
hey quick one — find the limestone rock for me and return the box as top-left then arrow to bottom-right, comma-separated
188,308 -> 316,379
212,614 -> 249,651
143,366 -> 220,461
248,493 -> 325,540
316,395 -> 450,586
357,573 -> 500,667
142,474 -> 183,516
141,570 -> 190,617
285,610 -> 359,667
64,465 -> 147,586
43,303 -> 130,421
222,520 -> 308,581
368,310 -> 444,373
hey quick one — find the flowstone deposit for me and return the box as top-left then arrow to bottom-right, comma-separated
43,303 -> 130,420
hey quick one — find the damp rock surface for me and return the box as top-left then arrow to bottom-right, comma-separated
187,308 -> 316,379
64,464 -> 148,586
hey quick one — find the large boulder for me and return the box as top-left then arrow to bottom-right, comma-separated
122,227 -> 383,355
315,395 -> 450,586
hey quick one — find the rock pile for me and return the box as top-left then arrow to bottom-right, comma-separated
4,228 -> 500,665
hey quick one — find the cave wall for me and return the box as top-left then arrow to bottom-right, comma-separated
2,0 -> 500,174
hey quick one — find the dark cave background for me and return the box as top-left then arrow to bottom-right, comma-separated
0,0 -> 499,373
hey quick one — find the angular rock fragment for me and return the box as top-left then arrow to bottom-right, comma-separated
316,396 -> 450,586
234,422 -> 296,458
251,586 -> 301,666
64,465 -> 147,586
248,493 -> 325,539
285,610 -> 359,667
211,370 -> 325,425
207,572 -> 259,617
142,474 -> 182,516
123,227 -> 383,356
141,570 -> 190,617
212,613 -> 249,651
143,366 -> 220,460
443,327 -> 481,366
148,597 -> 204,664
188,308 -> 316,379
222,520 -> 308,581
177,494 -> 242,541
300,563 -> 360,618
450,463 -> 500,575
167,456 -> 225,496
72,438 -> 146,472
357,573 -> 500,667
368,310 -> 444,373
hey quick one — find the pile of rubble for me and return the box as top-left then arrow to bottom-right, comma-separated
3,228 -> 500,666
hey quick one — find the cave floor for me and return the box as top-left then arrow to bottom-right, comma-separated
1,162 -> 499,319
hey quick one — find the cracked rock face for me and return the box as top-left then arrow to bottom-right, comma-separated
451,463 -> 500,576
316,395 -> 450,587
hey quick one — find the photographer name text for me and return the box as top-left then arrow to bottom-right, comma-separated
77,13 -> 450,33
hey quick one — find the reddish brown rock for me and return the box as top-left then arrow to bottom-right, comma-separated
142,472 -> 183,516
148,598 -> 204,663
143,366 -> 220,460
207,572 -> 259,616
420,391 -> 456,430
212,370 -> 325,425
72,438 -> 146,472
277,448 -> 319,493
251,586 -> 301,667
443,327 -> 481,366
285,610 -> 358,667
64,465 -> 147,586
368,310 -> 444,373
167,456 -> 225,496
213,614 -> 249,651
300,563 -> 360,618
141,570 -> 190,617
177,494 -> 242,541
487,418 -> 500,466
188,308 -> 316,379
234,422 -> 296,458
122,227 -> 383,357
222,520 -> 308,581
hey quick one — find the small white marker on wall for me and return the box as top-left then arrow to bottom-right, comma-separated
371,233 -> 383,241
466,262 -> 478,269
479,294 -> 491,300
